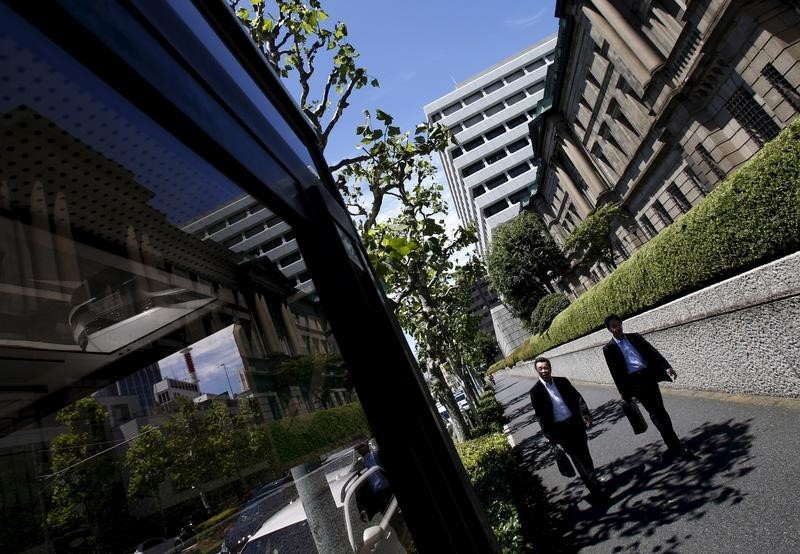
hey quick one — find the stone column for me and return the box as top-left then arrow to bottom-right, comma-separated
591,0 -> 665,73
582,4 -> 651,87
254,294 -> 284,353
560,133 -> 608,202
281,302 -> 304,355
553,162 -> 592,218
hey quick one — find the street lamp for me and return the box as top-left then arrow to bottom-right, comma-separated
218,363 -> 234,398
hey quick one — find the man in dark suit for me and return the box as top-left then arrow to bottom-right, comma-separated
529,357 -> 607,503
602,314 -> 696,460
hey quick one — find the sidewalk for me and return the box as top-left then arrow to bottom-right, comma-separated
493,370 -> 800,553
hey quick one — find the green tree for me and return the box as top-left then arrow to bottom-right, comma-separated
232,1 -> 489,441
529,293 -> 571,335
125,425 -> 169,532
562,203 -> 626,269
162,398 -> 217,513
486,211 -> 567,320
231,0 -> 377,152
47,398 -> 126,551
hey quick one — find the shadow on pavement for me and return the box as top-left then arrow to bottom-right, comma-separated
541,418 -> 755,552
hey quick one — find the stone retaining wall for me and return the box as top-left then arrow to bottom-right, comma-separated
505,251 -> 800,398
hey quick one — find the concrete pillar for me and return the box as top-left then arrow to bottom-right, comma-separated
582,4 -> 651,87
591,0 -> 665,73
281,303 -> 304,355
291,461 -> 351,553
254,294 -> 284,353
561,133 -> 608,202
554,162 -> 592,218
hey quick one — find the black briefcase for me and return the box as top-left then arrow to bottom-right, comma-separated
622,399 -> 648,434
552,444 -> 576,477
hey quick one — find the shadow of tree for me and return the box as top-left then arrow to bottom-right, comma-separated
547,418 -> 755,552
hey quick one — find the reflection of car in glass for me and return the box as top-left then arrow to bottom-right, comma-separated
453,391 -> 469,412
132,536 -> 179,554
241,443 -> 408,553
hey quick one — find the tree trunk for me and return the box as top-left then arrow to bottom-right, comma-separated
428,362 -> 468,442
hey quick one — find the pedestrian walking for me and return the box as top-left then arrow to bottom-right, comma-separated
601,314 -> 697,461
529,357 -> 608,504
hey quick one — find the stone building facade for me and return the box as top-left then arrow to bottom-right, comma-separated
528,0 -> 800,297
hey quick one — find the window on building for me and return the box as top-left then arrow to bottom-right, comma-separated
242,224 -> 265,239
652,200 -> 673,226
639,215 -> 657,238
668,184 -> 691,213
505,91 -> 526,106
227,210 -> 248,225
761,63 -> 800,111
506,114 -> 527,128
504,69 -> 525,83
508,188 -> 530,204
461,160 -> 485,177
483,199 -> 509,218
695,144 -> 726,179
265,215 -> 282,228
525,81 -> 545,96
207,220 -> 227,235
483,80 -> 504,95
525,59 -> 546,73
471,185 -> 486,198
463,90 -> 483,105
506,137 -> 528,153
484,102 -> 505,118
484,125 -> 506,140
507,162 -> 530,178
484,174 -> 508,190
484,149 -> 508,165
451,146 -> 463,159
725,87 -> 780,146
450,123 -> 463,134
262,236 -> 283,252
462,113 -> 484,128
463,137 -> 485,151
223,235 -> 242,248
442,101 -> 462,116
279,251 -> 302,268
430,112 -> 443,123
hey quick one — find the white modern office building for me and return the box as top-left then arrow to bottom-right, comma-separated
424,36 -> 557,355
423,35 -> 557,257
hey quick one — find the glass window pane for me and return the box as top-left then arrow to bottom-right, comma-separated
0,19 -> 412,554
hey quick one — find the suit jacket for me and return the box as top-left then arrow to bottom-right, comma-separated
603,332 -> 672,398
529,377 -> 589,438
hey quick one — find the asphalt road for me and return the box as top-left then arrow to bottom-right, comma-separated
493,370 -> 800,553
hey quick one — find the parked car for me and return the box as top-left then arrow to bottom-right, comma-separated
453,391 -> 469,412
132,536 -> 179,554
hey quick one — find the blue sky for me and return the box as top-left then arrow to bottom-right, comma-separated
322,1 -> 559,164
157,2 -> 559,394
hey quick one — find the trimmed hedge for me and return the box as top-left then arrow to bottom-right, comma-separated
492,117 -> 800,371
457,433 -> 570,552
268,402 -> 371,466
457,433 -> 527,551
471,391 -> 508,438
529,293 -> 570,335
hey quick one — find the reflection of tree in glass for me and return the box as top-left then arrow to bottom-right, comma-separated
47,398 -> 127,551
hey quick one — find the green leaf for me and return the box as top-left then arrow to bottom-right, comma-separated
375,109 -> 393,124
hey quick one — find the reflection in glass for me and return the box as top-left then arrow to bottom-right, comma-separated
0,21 -> 412,553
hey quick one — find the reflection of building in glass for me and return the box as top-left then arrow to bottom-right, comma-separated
154,377 -> 201,406
95,363 -> 162,414
0,105 -> 342,435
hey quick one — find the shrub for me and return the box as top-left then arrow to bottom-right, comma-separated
268,403 -> 370,466
492,117 -> 800,369
457,433 -> 569,552
457,434 -> 526,551
472,391 -> 507,437
528,293 -> 570,335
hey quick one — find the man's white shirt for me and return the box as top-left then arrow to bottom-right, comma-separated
614,335 -> 647,374
539,378 -> 573,422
